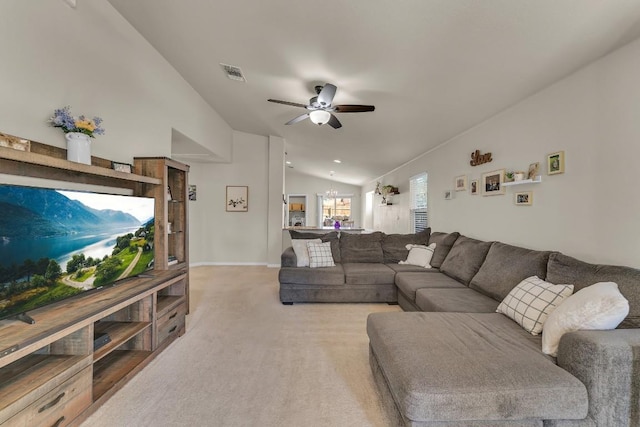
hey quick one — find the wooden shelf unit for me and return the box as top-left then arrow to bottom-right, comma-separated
134,157 -> 190,313
0,145 -> 190,426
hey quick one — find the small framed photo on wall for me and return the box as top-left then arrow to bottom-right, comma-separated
454,175 -> 467,191
226,186 -> 248,212
444,189 -> 454,200
470,179 -> 479,195
547,151 -> 565,175
481,169 -> 505,196
515,191 -> 533,206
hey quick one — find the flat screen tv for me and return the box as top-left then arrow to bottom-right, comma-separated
0,184 -> 155,323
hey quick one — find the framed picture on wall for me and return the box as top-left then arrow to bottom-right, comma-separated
226,186 -> 248,212
515,191 -> 533,206
470,179 -> 479,195
444,189 -> 454,200
481,169 -> 505,196
527,162 -> 540,180
454,175 -> 467,191
547,151 -> 565,175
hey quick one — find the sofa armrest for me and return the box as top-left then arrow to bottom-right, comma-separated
557,329 -> 640,427
281,247 -> 297,267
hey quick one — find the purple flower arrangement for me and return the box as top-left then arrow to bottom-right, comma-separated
49,106 -> 105,138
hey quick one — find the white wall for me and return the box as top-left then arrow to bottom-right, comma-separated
189,131 -> 270,265
0,0 -> 247,267
285,169 -> 362,227
364,37 -> 640,268
0,0 -> 232,164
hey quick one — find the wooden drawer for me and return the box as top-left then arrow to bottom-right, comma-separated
4,366 -> 92,427
156,302 -> 186,346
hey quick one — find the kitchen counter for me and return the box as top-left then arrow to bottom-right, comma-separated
283,226 -> 365,231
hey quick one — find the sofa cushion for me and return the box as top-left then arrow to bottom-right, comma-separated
470,242 -> 551,301
399,243 -> 436,268
542,281 -> 629,356
340,231 -> 384,263
381,228 -> 431,263
395,272 -> 465,302
291,238 -> 321,267
307,241 -> 335,268
497,276 -> 574,335
416,288 -> 500,313
427,231 -> 460,268
439,236 -> 493,285
546,253 -> 640,328
290,230 -> 341,263
367,312 -> 588,422
343,263 -> 395,285
278,265 -> 345,286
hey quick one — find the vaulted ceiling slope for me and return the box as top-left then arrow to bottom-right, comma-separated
108,0 -> 640,185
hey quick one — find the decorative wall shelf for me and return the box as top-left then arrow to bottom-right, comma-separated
502,176 -> 542,187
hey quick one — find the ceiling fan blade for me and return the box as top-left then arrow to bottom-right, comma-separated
285,113 -> 310,125
268,99 -> 308,109
333,104 -> 375,113
317,84 -> 337,107
327,114 -> 342,129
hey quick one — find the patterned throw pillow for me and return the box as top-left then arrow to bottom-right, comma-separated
399,243 -> 436,268
291,238 -> 321,267
497,276 -> 574,335
307,241 -> 335,268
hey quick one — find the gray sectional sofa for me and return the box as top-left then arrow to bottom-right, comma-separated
278,229 -> 640,426
279,229 -> 432,304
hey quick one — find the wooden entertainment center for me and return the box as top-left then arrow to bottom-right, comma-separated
0,144 -> 190,426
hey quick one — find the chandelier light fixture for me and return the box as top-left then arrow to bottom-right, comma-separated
326,187 -> 338,198
326,171 -> 338,198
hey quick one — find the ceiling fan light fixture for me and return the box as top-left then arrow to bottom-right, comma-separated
309,110 -> 331,125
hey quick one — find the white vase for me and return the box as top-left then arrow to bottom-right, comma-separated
65,132 -> 92,165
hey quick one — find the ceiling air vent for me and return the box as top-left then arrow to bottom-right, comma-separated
220,63 -> 246,82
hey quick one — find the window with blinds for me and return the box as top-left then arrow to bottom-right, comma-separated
410,173 -> 428,232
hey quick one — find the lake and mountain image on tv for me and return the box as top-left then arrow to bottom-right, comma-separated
0,184 -> 155,321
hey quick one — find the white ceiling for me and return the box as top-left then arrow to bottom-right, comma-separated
108,0 -> 640,185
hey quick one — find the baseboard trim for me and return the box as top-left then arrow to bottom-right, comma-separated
190,262 -> 270,267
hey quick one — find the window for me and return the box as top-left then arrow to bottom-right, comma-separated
317,195 -> 353,226
410,173 -> 428,232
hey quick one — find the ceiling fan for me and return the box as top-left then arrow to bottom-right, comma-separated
268,83 -> 375,129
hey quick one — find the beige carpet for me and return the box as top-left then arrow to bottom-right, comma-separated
82,266 -> 402,427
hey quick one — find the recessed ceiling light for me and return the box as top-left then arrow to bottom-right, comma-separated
333,159 -> 341,163
286,161 -> 291,165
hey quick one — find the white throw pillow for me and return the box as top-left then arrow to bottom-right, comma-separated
291,238 -> 321,267
497,276 -> 573,335
542,281 -> 629,357
399,243 -> 436,268
307,241 -> 335,268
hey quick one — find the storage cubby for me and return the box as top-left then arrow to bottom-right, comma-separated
0,326 -> 92,425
